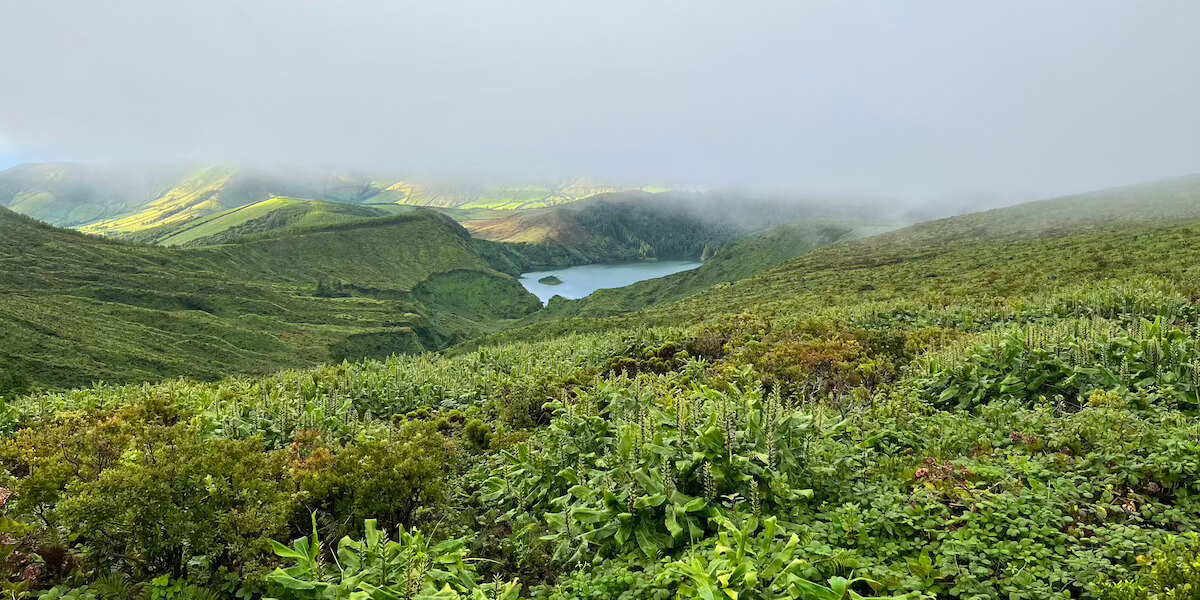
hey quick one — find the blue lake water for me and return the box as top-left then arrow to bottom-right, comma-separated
519,260 -> 702,304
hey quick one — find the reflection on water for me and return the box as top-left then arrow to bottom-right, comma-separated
519,260 -> 702,304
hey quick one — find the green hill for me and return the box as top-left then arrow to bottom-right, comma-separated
127,197 -> 406,246
654,173 -> 1200,321
0,207 -> 540,390
0,163 -> 394,233
0,163 -> 653,235
104,189 -> 902,292
126,191 -> 739,265
75,166 -> 394,236
468,192 -> 743,263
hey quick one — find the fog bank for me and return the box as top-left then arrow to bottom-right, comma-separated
1,1 -> 1198,202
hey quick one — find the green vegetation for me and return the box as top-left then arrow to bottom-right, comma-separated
1095,533 -> 1200,599
535,221 -> 867,318
79,166 -> 257,235
1,164 -> 900,289
129,197 -> 403,247
538,276 -> 563,285
376,180 -> 637,210
0,207 -> 539,390
2,174 -> 1200,599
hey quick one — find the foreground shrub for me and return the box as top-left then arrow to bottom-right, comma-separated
484,374 -> 817,564
294,420 -> 455,540
265,517 -> 520,600
667,514 -> 922,600
57,427 -> 293,584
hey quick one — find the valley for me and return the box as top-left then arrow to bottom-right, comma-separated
0,163 -> 903,392
1,166 -> 1199,600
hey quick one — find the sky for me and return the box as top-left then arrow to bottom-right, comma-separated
1,1 -> 1198,202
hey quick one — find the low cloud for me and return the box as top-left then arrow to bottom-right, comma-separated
1,0 -> 1198,202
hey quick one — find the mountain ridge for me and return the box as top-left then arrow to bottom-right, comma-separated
0,162 -> 658,232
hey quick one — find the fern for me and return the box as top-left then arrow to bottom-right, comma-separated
179,585 -> 224,600
92,573 -> 144,600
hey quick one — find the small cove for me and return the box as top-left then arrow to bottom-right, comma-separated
518,260 -> 702,304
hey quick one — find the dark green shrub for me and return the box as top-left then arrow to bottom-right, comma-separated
0,367 -> 31,400
312,276 -> 347,298
464,418 -> 492,449
57,427 -> 293,583
296,420 -> 454,536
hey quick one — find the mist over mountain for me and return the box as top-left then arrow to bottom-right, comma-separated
2,1 -> 1199,201
2,160 -> 1022,238
0,162 -> 666,229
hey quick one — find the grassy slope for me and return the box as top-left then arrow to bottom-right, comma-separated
458,206 -> 582,243
482,174 -> 1200,345
120,189 -> 742,269
76,166 -> 348,236
0,208 -> 540,389
25,165 -> 404,234
116,191 -> 885,284
134,197 -> 395,246
664,173 -> 1200,317
183,193 -> 736,269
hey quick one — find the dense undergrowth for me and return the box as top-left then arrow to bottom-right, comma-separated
3,277 -> 1200,599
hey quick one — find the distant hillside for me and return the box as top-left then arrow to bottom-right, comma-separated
74,166 -> 404,235
0,163 -> 390,231
459,190 -> 908,268
87,186 -> 902,285
370,179 -> 657,209
0,162 -> 189,227
622,173 -> 1200,329
533,220 -> 876,317
478,173 -> 1200,345
102,191 -> 757,269
0,162 -> 654,234
0,207 -> 540,390
125,197 -> 408,246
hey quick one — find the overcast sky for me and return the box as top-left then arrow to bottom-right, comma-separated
1,1 -> 1198,202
